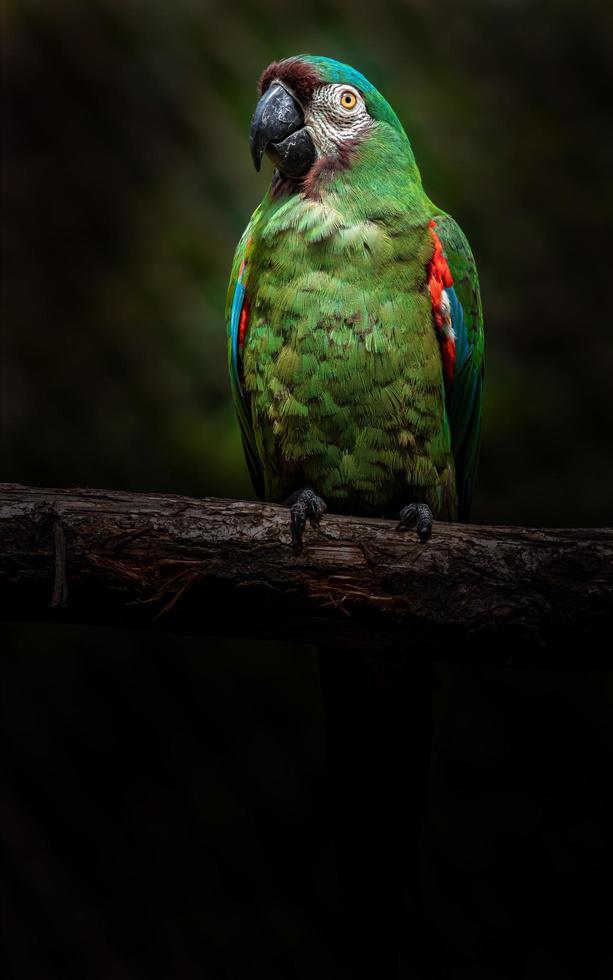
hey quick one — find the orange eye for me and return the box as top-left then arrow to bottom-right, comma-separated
340,90 -> 357,110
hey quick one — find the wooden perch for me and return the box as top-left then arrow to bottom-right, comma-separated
0,483 -> 612,663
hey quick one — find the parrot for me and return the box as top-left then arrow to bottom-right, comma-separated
227,55 -> 484,551
225,56 -> 484,977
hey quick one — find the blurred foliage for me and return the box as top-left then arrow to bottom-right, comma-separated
3,8 -> 613,977
2,0 -> 613,523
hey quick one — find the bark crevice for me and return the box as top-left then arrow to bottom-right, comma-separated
1,483 -> 611,664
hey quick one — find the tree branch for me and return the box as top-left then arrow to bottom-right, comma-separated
1,483 -> 611,663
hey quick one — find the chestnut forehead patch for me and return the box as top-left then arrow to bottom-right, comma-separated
258,58 -> 324,104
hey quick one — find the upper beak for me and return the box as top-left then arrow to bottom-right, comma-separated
249,83 -> 316,178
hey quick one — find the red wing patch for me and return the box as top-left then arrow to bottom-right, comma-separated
428,219 -> 456,390
237,257 -> 250,382
238,294 -> 250,354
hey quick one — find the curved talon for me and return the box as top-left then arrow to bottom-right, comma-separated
397,502 -> 433,542
289,487 -> 327,553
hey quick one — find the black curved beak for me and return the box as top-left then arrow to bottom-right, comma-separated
250,83 -> 316,178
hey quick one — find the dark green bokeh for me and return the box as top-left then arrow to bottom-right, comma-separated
3,0 -> 613,523
3,3 -> 613,979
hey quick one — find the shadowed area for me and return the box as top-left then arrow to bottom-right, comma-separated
2,625 -> 612,978
2,0 -> 613,977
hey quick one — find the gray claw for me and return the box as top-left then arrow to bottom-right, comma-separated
289,488 -> 327,553
397,502 -> 433,542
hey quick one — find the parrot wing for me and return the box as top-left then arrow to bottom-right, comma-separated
225,217 -> 265,499
431,212 -> 485,521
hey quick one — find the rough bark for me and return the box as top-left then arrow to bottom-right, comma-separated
1,483 -> 612,663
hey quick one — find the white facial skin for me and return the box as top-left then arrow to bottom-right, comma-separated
304,83 -> 375,157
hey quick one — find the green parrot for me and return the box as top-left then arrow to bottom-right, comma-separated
227,55 -> 484,550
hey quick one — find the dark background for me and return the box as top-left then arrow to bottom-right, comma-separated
2,1 -> 613,977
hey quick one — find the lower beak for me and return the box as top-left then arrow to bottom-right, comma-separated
250,83 -> 316,179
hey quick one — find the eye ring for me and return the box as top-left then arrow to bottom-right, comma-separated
339,89 -> 358,110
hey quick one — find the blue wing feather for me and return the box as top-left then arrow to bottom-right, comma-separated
229,279 -> 245,398
227,246 -> 265,499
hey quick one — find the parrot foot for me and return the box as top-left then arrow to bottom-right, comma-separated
287,486 -> 327,554
397,502 -> 433,542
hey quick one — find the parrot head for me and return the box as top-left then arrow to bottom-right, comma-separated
250,55 -> 406,182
